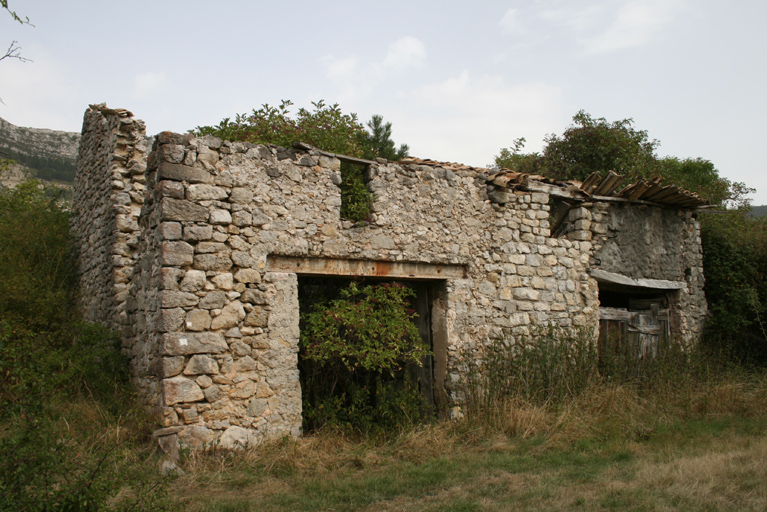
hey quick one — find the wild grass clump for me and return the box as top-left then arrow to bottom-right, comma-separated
459,326 -> 767,445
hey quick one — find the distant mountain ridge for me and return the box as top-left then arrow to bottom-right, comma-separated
0,117 -> 80,183
750,205 -> 767,218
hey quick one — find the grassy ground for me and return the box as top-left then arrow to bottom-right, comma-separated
169,377 -> 767,512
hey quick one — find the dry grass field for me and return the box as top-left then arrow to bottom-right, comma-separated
169,375 -> 767,512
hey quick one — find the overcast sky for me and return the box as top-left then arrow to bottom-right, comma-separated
2,0 -> 766,204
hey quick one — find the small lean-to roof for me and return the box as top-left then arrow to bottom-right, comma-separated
399,156 -> 709,208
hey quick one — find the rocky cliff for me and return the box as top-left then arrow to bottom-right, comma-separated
0,117 -> 80,184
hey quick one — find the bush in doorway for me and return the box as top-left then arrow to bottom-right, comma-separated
300,282 -> 431,433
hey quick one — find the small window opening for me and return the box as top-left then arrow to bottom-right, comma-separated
339,161 -> 372,223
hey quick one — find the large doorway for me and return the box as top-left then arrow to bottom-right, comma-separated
296,275 -> 447,432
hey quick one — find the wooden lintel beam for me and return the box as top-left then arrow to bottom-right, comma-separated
266,256 -> 467,280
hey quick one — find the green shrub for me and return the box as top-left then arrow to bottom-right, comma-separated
0,179 -> 175,511
299,282 -> 430,434
0,179 -> 75,330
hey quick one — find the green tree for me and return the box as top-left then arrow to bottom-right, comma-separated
541,110 -> 659,182
493,111 -> 739,206
493,137 -> 544,174
362,114 -> 409,161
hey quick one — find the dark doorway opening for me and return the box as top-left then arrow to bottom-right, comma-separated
598,283 -> 672,376
297,276 -> 446,433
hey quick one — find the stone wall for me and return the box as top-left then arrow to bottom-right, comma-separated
73,106 -> 705,450
72,107 -> 147,334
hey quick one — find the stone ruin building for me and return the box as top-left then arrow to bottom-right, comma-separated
71,104 -> 709,452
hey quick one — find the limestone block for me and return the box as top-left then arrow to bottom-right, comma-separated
234,356 -> 257,372
160,308 -> 186,331
195,242 -> 227,254
232,211 -> 252,227
180,270 -> 207,292
162,241 -> 194,266
231,251 -> 256,268
159,180 -> 185,199
163,376 -> 204,405
229,381 -> 257,399
244,308 -> 268,327
197,150 -> 219,170
116,215 -> 139,233
184,225 -> 213,241
229,188 -> 253,204
161,332 -> 228,356
218,426 -> 259,450
240,289 -> 271,304
211,273 -> 234,290
247,398 -> 268,417
185,309 -> 211,331
210,209 -> 232,225
210,300 -> 246,330
159,222 -> 182,241
369,234 -> 395,250
199,291 -> 227,310
187,184 -> 228,201
196,375 -> 213,388
194,254 -> 233,271
177,425 -> 215,450
159,290 -> 199,308
162,198 -> 209,222
161,356 -> 185,377
203,385 -> 223,402
234,269 -> 261,284
156,162 -> 212,184
513,288 -> 540,301
230,340 -> 251,357
184,355 -> 220,375
161,268 -> 184,290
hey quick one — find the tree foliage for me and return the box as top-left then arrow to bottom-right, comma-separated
362,114 -> 409,161
194,101 -> 410,223
493,110 -> 741,206
194,100 -> 370,157
700,210 -> 767,365
0,180 -> 75,329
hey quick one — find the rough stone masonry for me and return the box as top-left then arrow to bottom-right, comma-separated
72,105 -> 707,451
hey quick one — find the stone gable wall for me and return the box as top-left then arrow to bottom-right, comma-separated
73,106 -> 705,450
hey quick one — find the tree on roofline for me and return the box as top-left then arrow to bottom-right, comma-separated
493,110 -> 743,206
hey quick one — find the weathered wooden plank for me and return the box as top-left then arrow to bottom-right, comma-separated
600,307 -> 632,321
580,172 -> 603,194
591,269 -> 687,290
593,171 -> 625,196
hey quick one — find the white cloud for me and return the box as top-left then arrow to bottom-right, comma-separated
381,36 -> 426,73
584,0 -> 688,53
508,0 -> 689,54
321,36 -> 427,101
499,8 -> 526,35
